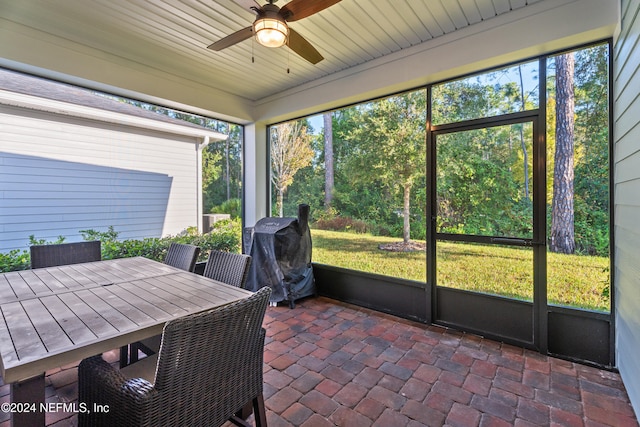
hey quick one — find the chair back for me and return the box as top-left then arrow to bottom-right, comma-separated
152,287 -> 271,426
30,241 -> 101,269
164,243 -> 200,272
203,250 -> 251,288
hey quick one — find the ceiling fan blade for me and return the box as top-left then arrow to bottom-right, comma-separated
207,26 -> 253,51
287,28 -> 323,64
281,0 -> 342,22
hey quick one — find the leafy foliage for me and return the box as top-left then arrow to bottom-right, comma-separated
209,198 -> 242,219
270,120 -> 315,216
0,221 -> 242,273
80,222 -> 241,262
275,45 -> 608,259
0,249 -> 31,273
0,235 -> 68,272
203,125 -> 243,213
343,91 -> 427,243
436,124 -> 534,238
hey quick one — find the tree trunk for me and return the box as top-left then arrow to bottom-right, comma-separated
403,181 -> 411,244
323,112 -> 334,210
277,188 -> 284,217
550,53 -> 576,254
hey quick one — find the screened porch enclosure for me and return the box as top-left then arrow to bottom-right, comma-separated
1,0 -> 638,421
274,43 -> 612,367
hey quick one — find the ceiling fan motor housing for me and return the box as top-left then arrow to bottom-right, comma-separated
253,3 -> 289,48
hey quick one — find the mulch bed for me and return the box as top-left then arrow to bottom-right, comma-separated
378,241 -> 427,252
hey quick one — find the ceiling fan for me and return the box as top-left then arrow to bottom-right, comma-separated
207,0 -> 342,64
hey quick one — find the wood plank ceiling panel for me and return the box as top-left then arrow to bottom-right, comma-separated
339,0 -> 402,54
122,0 -> 297,96
493,0 -> 514,15
456,0 -> 485,25
440,1 -> 472,31
327,3 -> 394,59
510,0 -> 529,8
95,0 -> 286,94
399,1 -> 438,40
425,1 -> 458,34
387,1 -> 432,46
0,0 -> 551,102
475,0 -> 499,20
349,0 -> 414,49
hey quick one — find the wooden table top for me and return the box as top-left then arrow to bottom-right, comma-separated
0,257 -> 253,383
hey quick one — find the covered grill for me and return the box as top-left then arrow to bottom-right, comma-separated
245,204 -> 315,307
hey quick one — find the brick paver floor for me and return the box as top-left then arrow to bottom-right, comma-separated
0,296 -> 637,426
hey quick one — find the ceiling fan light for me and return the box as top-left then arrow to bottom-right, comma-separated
254,17 -> 289,48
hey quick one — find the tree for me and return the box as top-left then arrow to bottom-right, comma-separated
202,146 -> 223,210
550,53 -> 576,254
270,121 -> 314,217
572,45 -> 610,255
202,124 -> 243,214
323,112 -> 335,210
347,91 -> 427,243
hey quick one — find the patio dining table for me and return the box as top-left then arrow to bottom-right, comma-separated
0,256 -> 253,427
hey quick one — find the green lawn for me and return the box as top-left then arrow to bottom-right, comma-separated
311,229 -> 610,312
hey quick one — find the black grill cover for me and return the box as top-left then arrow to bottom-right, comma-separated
245,204 -> 315,306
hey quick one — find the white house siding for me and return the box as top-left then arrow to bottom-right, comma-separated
614,0 -> 640,417
0,104 -> 200,252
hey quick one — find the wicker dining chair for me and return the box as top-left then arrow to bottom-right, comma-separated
164,242 -> 201,272
30,240 -> 101,269
122,242 -> 201,367
79,287 -> 271,427
203,250 -> 252,288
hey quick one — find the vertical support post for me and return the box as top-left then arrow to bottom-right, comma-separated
244,122 -> 268,227
534,56 -> 548,354
10,374 -> 45,427
426,85 -> 435,323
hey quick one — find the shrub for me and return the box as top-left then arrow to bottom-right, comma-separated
0,221 -> 242,273
209,198 -> 241,219
0,249 -> 31,273
81,220 -> 242,263
0,235 -> 67,272
171,219 -> 242,261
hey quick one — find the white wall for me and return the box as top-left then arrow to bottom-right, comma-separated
0,104 -> 201,251
614,0 -> 640,418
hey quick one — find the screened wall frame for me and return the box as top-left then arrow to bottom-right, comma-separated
263,39 -> 614,367
427,106 -> 548,352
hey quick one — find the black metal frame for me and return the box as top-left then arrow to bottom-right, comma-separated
429,107 -> 542,350
266,39 -> 615,368
313,263 -> 428,322
426,47 -> 614,367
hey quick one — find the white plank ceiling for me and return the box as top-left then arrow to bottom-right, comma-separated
0,0 -> 544,102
